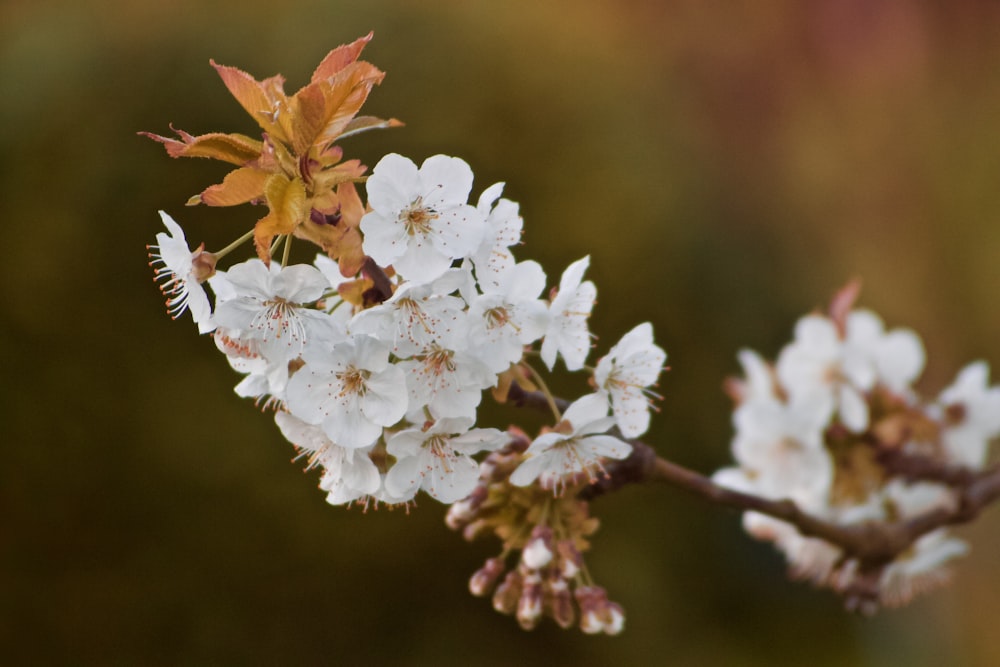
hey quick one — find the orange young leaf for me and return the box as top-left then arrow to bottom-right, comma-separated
253,174 -> 308,263
196,167 -> 270,207
312,63 -> 386,148
292,181 -> 366,276
311,32 -> 374,83
492,365 -> 539,404
337,277 -> 374,308
339,115 -> 404,140
309,158 -> 368,195
140,127 -> 263,165
210,60 -> 290,143
491,368 -> 516,404
289,81 -> 330,155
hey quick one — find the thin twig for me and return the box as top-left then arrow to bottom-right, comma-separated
507,383 -> 1000,570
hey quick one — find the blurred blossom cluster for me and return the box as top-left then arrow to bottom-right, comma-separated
713,289 -> 1000,611
145,34 -> 666,633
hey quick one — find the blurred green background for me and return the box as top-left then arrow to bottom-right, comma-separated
4,0 -> 1000,664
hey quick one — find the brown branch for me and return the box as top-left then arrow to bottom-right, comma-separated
622,443 -> 1000,570
642,447 -> 906,564
507,383 -> 1000,571
874,443 -> 991,488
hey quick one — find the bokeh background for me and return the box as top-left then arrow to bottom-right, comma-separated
4,0 -> 1000,664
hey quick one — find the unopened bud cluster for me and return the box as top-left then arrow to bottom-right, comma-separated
447,433 -> 625,634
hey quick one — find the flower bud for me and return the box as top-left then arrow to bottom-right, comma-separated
602,602 -> 625,635
470,557 -> 505,597
521,526 -> 554,570
548,579 -> 575,629
516,574 -> 544,630
493,570 -> 522,615
462,519 -> 489,541
446,490 -> 484,530
190,245 -> 217,282
574,586 -> 608,634
557,540 -> 583,579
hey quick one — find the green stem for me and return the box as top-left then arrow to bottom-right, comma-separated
213,228 -> 256,260
281,233 -> 293,267
520,361 -> 562,422
269,234 -> 284,258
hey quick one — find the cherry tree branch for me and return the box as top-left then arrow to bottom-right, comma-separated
508,382 -> 1000,571
636,445 -> 1000,564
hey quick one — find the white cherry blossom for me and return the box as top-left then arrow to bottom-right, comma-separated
776,310 -> 927,432
285,334 -> 408,448
312,254 -> 355,327
212,259 -> 340,359
349,274 -> 468,358
361,153 -> 486,284
729,395 -> 834,509
540,256 -> 596,372
877,529 -> 968,608
776,312 -> 877,432
740,511 -> 841,584
873,328 -> 925,395
936,362 -> 1000,467
211,259 -> 343,393
275,411 -> 380,505
147,211 -> 216,333
730,349 -> 779,404
465,260 -> 549,373
384,417 -> 508,503
593,322 -> 667,438
470,182 -> 523,293
398,343 -> 496,420
510,393 -> 631,490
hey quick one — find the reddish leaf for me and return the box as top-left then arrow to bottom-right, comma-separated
140,128 -> 262,165
310,158 -> 367,194
311,32 -> 374,83
337,277 -> 374,308
829,278 -> 863,338
253,174 -> 308,263
313,63 -> 386,147
290,81 -> 330,155
339,115 -> 404,140
197,167 -> 270,206
211,60 -> 289,142
292,182 -> 366,276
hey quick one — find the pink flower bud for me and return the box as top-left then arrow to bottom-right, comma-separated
469,557 -> 505,597
516,577 -> 544,630
493,570 -> 522,615
548,579 -> 575,629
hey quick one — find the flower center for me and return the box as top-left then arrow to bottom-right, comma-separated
252,298 -> 308,352
399,297 -> 434,336
338,365 -> 371,397
401,197 -> 438,235
426,435 -> 456,472
485,306 -> 518,332
424,347 -> 457,375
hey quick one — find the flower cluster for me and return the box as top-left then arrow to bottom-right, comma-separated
145,36 -> 667,633
149,153 -> 665,507
713,292 -> 1000,610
